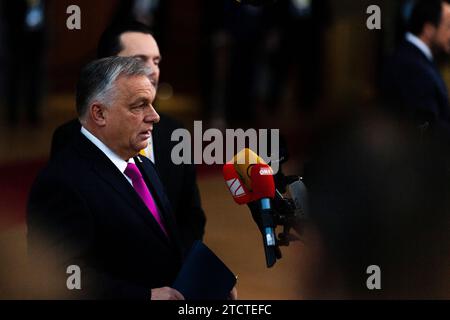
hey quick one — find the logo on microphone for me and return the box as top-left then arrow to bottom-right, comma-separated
259,167 -> 273,176
226,178 -> 246,197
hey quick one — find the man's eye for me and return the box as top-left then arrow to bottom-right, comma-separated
132,104 -> 144,110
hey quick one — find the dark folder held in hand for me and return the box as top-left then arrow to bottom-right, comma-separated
173,240 -> 237,300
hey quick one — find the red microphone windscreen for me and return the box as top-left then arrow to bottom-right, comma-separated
223,163 -> 253,205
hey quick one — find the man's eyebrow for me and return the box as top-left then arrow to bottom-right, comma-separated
133,54 -> 147,60
132,54 -> 162,61
130,96 -> 150,105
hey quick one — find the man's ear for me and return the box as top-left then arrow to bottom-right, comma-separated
90,103 -> 107,126
423,22 -> 438,41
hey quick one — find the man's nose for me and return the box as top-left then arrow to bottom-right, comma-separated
145,105 -> 160,123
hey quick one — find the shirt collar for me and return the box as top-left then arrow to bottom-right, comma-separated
406,32 -> 433,61
80,126 -> 135,174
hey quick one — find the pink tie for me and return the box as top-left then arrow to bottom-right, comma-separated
124,162 -> 168,237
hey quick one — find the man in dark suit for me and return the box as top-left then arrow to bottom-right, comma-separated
51,21 -> 205,252
382,0 -> 450,135
28,57 -> 186,299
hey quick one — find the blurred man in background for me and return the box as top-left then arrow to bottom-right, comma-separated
1,0 -> 47,126
382,0 -> 450,138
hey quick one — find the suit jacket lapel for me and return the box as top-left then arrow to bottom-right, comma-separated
134,155 -> 184,254
73,133 -> 171,245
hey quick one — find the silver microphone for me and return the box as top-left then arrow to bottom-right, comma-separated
286,178 -> 308,219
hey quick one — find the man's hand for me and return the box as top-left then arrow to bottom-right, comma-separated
151,287 -> 185,300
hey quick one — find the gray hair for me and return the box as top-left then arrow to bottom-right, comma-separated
76,56 -> 151,120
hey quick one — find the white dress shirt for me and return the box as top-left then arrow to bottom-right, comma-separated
81,126 -> 134,185
405,32 -> 433,61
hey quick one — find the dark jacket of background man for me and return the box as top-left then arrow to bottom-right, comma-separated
382,0 -> 450,135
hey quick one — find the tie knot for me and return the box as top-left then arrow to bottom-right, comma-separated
124,162 -> 142,181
